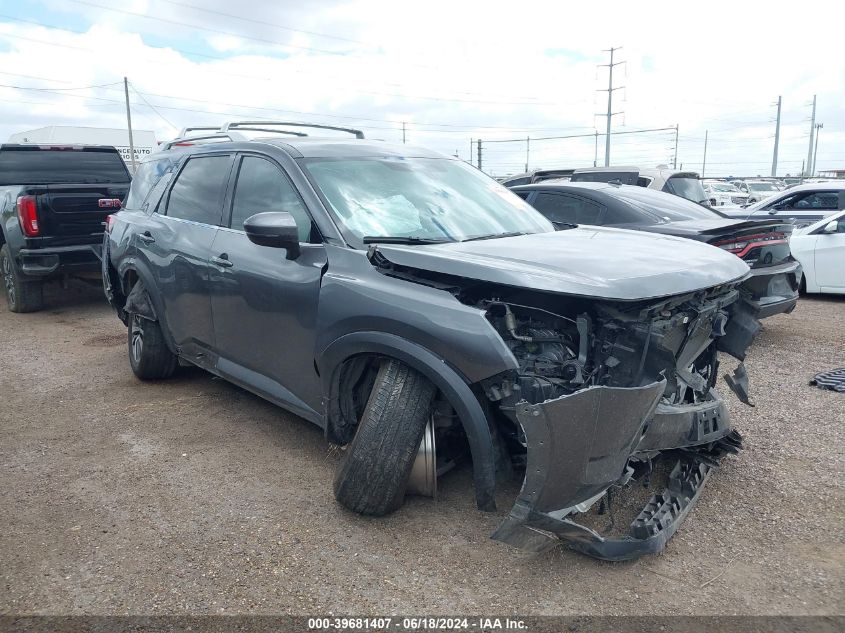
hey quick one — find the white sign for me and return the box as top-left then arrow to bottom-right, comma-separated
116,145 -> 153,163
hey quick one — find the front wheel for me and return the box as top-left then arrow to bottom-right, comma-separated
1,244 -> 44,313
334,358 -> 436,516
127,313 -> 177,380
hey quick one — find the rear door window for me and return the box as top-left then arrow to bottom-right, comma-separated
532,192 -> 604,225
165,155 -> 232,226
124,158 -> 175,210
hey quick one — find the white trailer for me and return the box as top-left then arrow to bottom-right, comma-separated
7,126 -> 158,170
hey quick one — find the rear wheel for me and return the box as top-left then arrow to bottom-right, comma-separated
334,358 -> 437,516
0,244 -> 43,313
127,313 -> 177,380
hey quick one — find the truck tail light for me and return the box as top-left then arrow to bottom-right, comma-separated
16,195 -> 39,237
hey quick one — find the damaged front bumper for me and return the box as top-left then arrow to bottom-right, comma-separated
492,382 -> 742,561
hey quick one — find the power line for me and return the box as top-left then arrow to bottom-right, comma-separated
0,70 -> 73,84
67,0 -> 363,57
0,80 -> 121,91
482,126 -> 676,144
128,81 -> 177,130
158,0 -> 372,47
0,75 -> 594,134
0,16 -> 557,107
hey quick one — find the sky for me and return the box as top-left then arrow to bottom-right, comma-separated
0,0 -> 843,177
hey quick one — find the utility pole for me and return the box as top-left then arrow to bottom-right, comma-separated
525,137 -> 530,172
593,130 -> 599,167
702,130 -> 708,177
476,139 -> 482,171
805,95 -> 816,177
673,124 -> 679,169
123,77 -> 137,173
771,95 -> 782,177
812,123 -> 823,176
598,47 -> 625,166
402,122 -> 406,144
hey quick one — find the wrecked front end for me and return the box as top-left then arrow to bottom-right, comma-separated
476,284 -> 752,560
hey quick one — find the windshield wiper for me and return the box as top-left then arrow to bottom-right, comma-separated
551,221 -> 577,229
362,236 -> 453,245
461,231 -> 528,242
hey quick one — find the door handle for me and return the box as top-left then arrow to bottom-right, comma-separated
138,231 -> 155,244
212,254 -> 233,268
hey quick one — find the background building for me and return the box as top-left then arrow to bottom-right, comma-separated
6,126 -> 158,169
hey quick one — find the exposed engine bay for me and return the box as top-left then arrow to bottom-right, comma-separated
481,284 -> 741,412
366,247 -> 757,560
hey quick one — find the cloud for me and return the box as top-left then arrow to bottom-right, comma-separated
1,0 -> 843,176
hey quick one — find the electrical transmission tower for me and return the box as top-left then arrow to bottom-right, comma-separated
597,47 -> 625,166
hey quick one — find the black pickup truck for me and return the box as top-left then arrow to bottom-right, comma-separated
0,144 -> 131,312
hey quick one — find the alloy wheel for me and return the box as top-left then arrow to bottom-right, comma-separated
130,314 -> 144,363
1,253 -> 15,309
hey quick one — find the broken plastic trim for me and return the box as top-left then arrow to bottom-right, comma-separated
494,431 -> 742,560
491,381 -> 666,558
725,362 -> 754,406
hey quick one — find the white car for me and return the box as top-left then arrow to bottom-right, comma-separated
790,210 -> 845,294
702,180 -> 749,208
734,180 -> 781,204
720,182 -> 845,228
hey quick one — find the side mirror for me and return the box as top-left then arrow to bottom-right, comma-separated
244,212 -> 301,259
822,220 -> 838,234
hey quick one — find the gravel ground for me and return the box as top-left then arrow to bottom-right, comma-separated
0,281 -> 843,616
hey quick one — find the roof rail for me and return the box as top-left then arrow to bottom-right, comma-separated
160,133 -> 234,150
161,120 -> 366,151
221,121 -> 365,139
177,126 -> 223,137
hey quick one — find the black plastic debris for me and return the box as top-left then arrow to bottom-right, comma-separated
810,368 -> 845,393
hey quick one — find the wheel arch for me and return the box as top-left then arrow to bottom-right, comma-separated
117,261 -> 177,353
318,331 -> 498,512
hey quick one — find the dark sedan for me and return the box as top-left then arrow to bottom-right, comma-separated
511,181 -> 801,319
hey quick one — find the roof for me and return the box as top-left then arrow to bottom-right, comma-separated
573,165 -> 700,178
158,137 -> 446,160
265,138 -> 444,159
777,181 -> 845,192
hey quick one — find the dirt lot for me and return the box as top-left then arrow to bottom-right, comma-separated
1,281 -> 843,616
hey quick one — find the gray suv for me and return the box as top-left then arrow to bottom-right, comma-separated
103,122 -> 758,560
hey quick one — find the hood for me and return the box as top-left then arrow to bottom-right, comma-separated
375,227 -> 750,301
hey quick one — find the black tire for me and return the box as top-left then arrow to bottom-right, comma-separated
127,313 -> 177,380
1,244 -> 44,313
334,358 -> 436,516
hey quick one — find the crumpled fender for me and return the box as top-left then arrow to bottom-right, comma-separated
123,281 -> 158,322
492,381 -> 665,553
